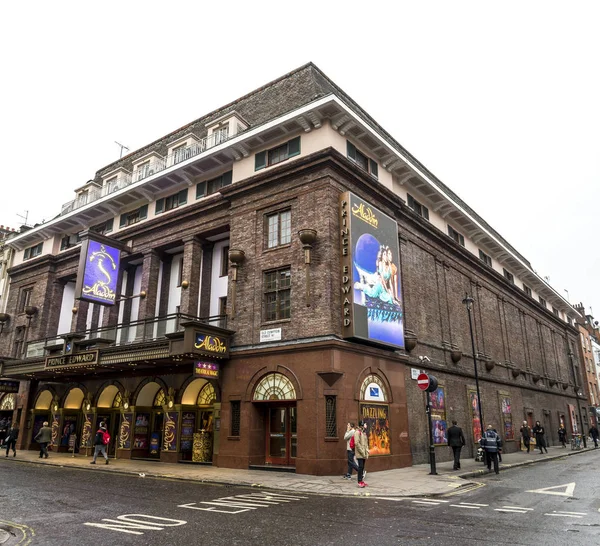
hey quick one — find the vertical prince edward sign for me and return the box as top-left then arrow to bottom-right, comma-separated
75,236 -> 121,306
339,192 -> 404,349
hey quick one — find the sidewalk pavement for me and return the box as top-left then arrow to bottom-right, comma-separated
1,444 -> 595,498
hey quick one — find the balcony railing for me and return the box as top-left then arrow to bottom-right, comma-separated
23,312 -> 227,359
60,128 -> 242,216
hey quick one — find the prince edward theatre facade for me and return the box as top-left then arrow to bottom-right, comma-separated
0,64 -> 587,474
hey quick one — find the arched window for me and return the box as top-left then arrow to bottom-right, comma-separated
360,374 -> 388,402
253,373 -> 296,401
112,391 -> 123,408
0,393 -> 16,411
153,389 -> 166,407
197,383 -> 216,406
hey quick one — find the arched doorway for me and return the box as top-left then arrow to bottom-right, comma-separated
61,387 -> 84,452
358,374 -> 391,457
31,390 -> 53,447
179,379 -> 218,462
133,381 -> 165,459
0,393 -> 16,434
96,385 -> 123,457
253,373 -> 297,466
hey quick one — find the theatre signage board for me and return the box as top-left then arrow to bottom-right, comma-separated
0,380 -> 19,393
194,362 -> 219,379
194,333 -> 229,358
45,350 -> 99,370
75,237 -> 121,306
339,192 -> 405,349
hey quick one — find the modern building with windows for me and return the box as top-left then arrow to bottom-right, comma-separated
0,63 -> 587,473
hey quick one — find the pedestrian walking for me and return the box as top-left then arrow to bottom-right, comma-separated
520,421 -> 531,453
558,425 -> 567,448
34,421 -> 52,459
532,421 -> 548,454
4,423 -> 18,457
342,422 -> 360,480
480,424 -> 501,474
90,422 -> 110,465
589,425 -> 599,448
447,420 -> 466,470
353,421 -> 369,488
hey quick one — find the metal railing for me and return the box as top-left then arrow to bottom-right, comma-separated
60,128 -> 243,216
24,312 -> 227,358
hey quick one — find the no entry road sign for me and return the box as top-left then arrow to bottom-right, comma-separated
417,373 -> 430,391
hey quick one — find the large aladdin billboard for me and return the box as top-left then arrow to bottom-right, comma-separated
75,238 -> 121,306
340,192 -> 404,349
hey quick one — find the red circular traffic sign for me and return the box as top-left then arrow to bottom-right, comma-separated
417,373 -> 430,391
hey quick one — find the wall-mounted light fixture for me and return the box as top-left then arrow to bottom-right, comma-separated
228,249 -> 246,315
298,229 -> 317,305
181,280 -> 190,290
0,313 -> 10,335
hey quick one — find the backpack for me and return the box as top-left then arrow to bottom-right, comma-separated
102,430 -> 111,445
349,435 -> 355,450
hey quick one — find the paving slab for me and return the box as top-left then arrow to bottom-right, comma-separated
1,444 -> 593,498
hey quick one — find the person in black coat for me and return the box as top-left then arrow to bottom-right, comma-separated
447,420 -> 466,470
532,421 -> 548,454
4,424 -> 19,457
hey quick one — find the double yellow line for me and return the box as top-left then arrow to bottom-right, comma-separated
0,520 -> 36,545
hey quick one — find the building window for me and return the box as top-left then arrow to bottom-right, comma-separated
266,210 -> 292,249
196,171 -> 233,199
325,396 -> 337,438
567,316 -> 573,326
407,194 -> 429,220
24,242 -> 43,260
218,296 -> 227,328
346,141 -> 378,178
479,249 -> 492,267
220,246 -> 230,277
13,326 -> 25,358
90,219 -> 114,235
255,137 -> 301,171
230,401 -> 241,437
119,205 -> 148,227
539,296 -> 547,308
136,161 -> 151,181
156,189 -> 187,214
447,225 -> 465,247
18,287 -> 32,313
176,257 -> 184,287
172,144 -> 189,165
503,269 -> 514,284
552,306 -> 559,316
105,176 -> 118,193
523,284 -> 532,297
60,233 -> 82,251
264,267 -> 291,321
213,123 -> 229,145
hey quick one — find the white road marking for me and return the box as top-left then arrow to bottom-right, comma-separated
544,513 -> 583,518
84,514 -> 187,535
526,482 -> 576,497
450,504 -> 480,509
410,498 -> 449,503
412,501 -> 441,505
553,511 -> 587,516
459,502 -> 489,507
495,508 -> 530,513
502,506 -> 534,511
178,492 -> 306,515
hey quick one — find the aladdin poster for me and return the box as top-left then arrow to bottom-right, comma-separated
75,238 -> 121,306
430,386 -> 448,446
340,192 -> 404,349
468,389 -> 482,443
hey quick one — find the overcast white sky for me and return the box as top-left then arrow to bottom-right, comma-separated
1,2 -> 599,317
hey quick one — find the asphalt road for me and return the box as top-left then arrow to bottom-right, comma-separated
0,450 -> 599,545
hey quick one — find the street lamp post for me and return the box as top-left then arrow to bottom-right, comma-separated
567,350 -> 587,448
463,294 -> 485,442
